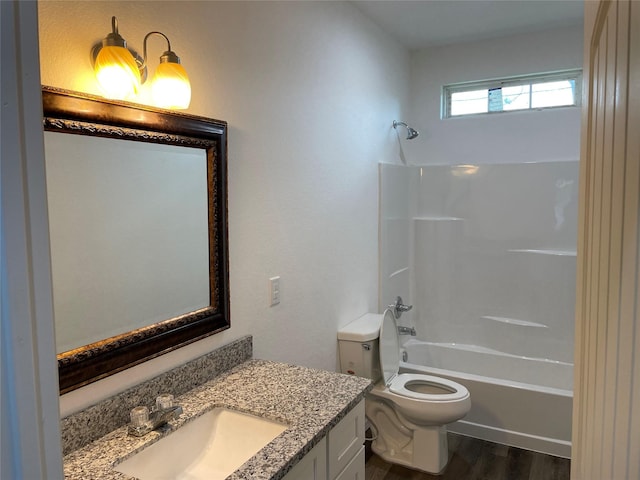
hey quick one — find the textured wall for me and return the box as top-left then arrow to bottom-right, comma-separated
404,26 -> 583,166
38,1 -> 410,415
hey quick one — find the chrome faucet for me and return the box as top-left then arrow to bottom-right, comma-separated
128,396 -> 183,437
388,296 -> 413,319
397,325 -> 416,336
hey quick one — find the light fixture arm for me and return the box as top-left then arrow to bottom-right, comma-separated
142,31 -> 181,75
102,16 -> 127,48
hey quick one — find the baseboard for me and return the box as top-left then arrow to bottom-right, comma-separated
449,420 -> 571,459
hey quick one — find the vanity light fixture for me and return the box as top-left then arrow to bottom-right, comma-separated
92,17 -> 141,100
91,16 -> 191,109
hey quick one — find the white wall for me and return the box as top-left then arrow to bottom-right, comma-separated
403,26 -> 583,166
37,1 -> 410,415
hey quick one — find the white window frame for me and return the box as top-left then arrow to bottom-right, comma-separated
442,69 -> 582,119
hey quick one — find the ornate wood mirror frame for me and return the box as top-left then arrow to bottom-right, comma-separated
43,87 -> 230,394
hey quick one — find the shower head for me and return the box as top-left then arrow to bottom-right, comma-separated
393,120 -> 419,140
405,126 -> 419,140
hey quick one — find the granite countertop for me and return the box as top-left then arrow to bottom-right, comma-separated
63,359 -> 372,480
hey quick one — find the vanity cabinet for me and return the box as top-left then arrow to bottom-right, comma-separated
283,400 -> 365,480
62,356 -> 372,480
327,400 -> 365,479
282,437 -> 327,480
334,447 -> 365,480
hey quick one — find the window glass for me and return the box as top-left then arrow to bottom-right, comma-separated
451,89 -> 488,116
443,70 -> 581,118
531,79 -> 575,108
502,85 -> 530,111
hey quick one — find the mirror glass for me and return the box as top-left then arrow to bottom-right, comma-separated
45,133 -> 210,353
42,87 -> 230,393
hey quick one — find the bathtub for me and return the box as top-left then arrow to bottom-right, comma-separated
400,339 -> 572,458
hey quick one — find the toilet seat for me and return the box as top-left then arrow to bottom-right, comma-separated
379,309 -> 469,403
389,373 -> 469,402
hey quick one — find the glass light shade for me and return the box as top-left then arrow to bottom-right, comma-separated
151,62 -> 191,109
94,46 -> 141,100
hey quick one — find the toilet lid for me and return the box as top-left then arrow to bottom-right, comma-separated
379,309 -> 400,386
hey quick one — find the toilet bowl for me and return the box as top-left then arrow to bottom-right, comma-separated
337,309 -> 471,474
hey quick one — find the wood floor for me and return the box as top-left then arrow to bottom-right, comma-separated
365,433 -> 570,480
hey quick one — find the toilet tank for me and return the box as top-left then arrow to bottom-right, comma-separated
337,313 -> 383,382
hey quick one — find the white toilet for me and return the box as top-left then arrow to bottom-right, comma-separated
337,309 -> 471,474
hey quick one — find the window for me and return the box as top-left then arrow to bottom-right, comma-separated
443,70 -> 582,118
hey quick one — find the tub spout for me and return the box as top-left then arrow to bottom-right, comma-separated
397,326 -> 416,336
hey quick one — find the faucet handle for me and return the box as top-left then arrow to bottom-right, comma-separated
156,394 -> 174,410
130,406 -> 149,426
388,296 -> 413,319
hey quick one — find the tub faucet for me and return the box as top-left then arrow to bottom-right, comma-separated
397,326 -> 416,336
389,296 -> 413,319
128,401 -> 183,437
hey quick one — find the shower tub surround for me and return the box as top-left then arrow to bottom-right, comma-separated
401,340 -> 572,457
61,336 -> 371,479
379,161 -> 578,457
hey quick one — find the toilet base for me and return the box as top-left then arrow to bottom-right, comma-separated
367,399 -> 450,474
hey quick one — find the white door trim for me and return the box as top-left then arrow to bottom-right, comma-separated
572,1 -> 640,478
1,1 -> 63,477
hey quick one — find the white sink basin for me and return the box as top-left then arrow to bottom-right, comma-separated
115,407 -> 288,480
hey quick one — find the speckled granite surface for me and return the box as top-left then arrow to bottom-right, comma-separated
61,336 -> 253,455
63,359 -> 372,480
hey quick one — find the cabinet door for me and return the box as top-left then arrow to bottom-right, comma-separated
282,437 -> 327,480
334,446 -> 365,480
327,401 -> 365,480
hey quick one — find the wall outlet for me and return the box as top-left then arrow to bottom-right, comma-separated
269,276 -> 280,306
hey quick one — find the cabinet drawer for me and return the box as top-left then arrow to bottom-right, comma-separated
282,437 -> 327,480
334,445 -> 365,480
327,400 -> 365,480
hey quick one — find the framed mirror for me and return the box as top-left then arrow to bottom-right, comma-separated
42,87 -> 230,394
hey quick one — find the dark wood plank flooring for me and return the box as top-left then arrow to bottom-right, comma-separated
365,433 -> 570,480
